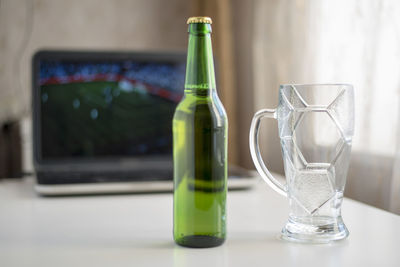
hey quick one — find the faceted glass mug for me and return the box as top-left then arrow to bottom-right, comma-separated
249,84 -> 354,243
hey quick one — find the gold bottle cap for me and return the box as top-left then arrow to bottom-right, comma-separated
187,16 -> 212,24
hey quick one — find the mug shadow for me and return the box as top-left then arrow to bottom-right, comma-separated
227,231 -> 282,245
228,230 -> 349,247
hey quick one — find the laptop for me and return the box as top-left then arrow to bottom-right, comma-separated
32,50 -> 257,195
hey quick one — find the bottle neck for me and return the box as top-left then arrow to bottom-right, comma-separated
184,23 -> 216,96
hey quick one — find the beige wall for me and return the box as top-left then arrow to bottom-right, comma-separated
0,0 -> 191,122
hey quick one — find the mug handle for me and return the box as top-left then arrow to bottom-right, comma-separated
249,109 -> 287,197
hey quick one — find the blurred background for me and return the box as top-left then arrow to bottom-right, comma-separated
1,0 -> 400,214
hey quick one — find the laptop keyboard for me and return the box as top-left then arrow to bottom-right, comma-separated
36,170 -> 173,185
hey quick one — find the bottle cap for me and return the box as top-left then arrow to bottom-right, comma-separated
187,17 -> 212,25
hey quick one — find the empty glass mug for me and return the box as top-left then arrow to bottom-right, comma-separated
249,84 -> 354,243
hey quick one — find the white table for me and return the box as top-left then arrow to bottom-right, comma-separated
0,176 -> 399,267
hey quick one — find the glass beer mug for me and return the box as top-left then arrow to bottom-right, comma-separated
249,84 -> 354,243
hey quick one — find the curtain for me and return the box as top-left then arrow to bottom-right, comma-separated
253,0 -> 400,214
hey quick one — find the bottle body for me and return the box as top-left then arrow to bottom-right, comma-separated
173,18 -> 228,248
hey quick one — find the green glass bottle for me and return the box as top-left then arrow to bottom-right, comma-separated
173,16 -> 228,248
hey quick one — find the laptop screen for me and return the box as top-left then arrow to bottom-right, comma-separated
38,56 -> 185,160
